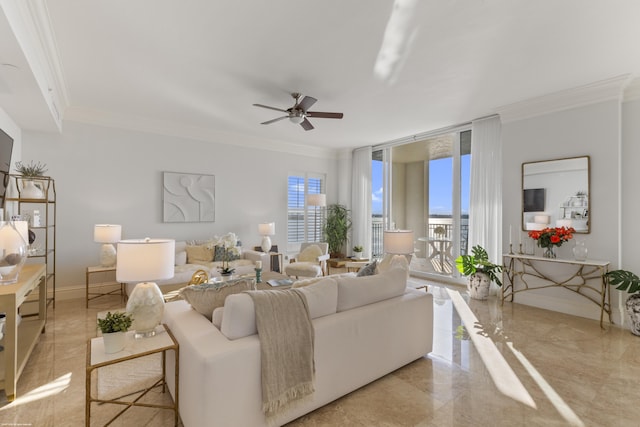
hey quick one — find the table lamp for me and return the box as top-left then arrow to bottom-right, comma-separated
259,222 -> 275,253
117,238 -> 175,338
383,230 -> 415,271
94,224 -> 122,267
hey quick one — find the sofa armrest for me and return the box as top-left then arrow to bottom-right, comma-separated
242,249 -> 271,272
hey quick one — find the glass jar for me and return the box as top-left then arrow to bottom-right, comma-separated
573,240 -> 588,261
0,222 -> 28,284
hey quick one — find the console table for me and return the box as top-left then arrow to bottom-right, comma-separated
502,254 -> 611,328
0,264 -> 47,401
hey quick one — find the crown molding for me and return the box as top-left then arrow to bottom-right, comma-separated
1,0 -> 68,130
496,74 -> 632,123
64,107 -> 340,159
623,77 -> 640,102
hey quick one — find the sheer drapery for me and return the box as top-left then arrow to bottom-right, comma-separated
351,146 -> 372,258
469,116 -> 502,285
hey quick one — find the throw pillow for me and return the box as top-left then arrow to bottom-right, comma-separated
179,278 -> 254,320
185,245 -> 215,263
356,260 -> 377,277
298,244 -> 322,262
214,245 -> 242,262
175,251 -> 187,266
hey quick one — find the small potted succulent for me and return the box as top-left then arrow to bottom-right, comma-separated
606,269 -> 640,336
352,245 -> 363,259
14,161 -> 48,199
97,311 -> 133,353
455,245 -> 503,300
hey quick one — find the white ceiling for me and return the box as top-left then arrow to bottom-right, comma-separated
2,0 -> 640,150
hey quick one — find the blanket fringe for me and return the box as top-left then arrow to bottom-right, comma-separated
263,381 -> 315,424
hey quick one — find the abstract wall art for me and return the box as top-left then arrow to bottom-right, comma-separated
163,172 -> 215,222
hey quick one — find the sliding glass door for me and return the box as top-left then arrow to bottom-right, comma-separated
372,127 -> 471,279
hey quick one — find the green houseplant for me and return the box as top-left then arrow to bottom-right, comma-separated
97,311 -> 133,353
323,204 -> 351,258
15,161 -> 47,177
352,245 -> 363,259
455,245 -> 503,300
605,269 -> 640,336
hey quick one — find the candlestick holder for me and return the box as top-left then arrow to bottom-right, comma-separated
519,243 -> 523,254
509,243 -> 513,254
255,267 -> 262,283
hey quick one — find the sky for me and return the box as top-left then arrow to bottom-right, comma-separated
372,155 -> 470,216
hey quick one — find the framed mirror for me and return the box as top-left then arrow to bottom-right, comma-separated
522,156 -> 590,233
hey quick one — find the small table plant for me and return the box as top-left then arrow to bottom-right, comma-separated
97,311 -> 133,353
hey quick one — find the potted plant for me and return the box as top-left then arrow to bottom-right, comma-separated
323,204 -> 351,258
14,161 -> 47,199
97,311 -> 133,353
352,245 -> 363,259
455,245 -> 503,300
605,269 -> 640,336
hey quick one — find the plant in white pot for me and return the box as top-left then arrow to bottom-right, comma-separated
455,245 -> 503,300
97,311 -> 133,353
605,269 -> 640,336
352,245 -> 363,259
14,160 -> 48,199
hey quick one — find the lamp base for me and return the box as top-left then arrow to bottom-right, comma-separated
99,243 -> 117,267
126,282 -> 165,339
261,236 -> 272,253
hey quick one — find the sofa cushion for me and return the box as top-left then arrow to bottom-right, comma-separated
179,278 -> 254,320
356,260 -> 377,277
220,279 -> 338,340
186,245 -> 215,263
295,278 -> 338,319
175,250 -> 187,266
336,267 -> 407,312
214,245 -> 242,262
292,272 -> 356,288
298,244 -> 322,262
212,307 -> 224,329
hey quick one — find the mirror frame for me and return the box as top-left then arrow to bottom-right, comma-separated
521,155 -> 590,234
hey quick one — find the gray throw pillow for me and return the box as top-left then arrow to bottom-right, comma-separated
356,260 -> 378,277
179,278 -> 254,320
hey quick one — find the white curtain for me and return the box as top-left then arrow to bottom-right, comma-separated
469,116 -> 502,273
351,146 -> 372,258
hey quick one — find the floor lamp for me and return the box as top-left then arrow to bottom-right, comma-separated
306,193 -> 326,242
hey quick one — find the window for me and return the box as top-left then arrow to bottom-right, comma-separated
287,173 -> 325,250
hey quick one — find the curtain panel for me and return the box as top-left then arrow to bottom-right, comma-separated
351,146 -> 372,258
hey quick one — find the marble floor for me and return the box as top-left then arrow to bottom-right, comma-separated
1,279 -> 638,426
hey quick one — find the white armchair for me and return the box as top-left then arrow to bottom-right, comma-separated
284,242 -> 330,278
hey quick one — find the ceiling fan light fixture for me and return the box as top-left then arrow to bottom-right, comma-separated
289,115 -> 304,124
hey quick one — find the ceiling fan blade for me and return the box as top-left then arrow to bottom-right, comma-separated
306,111 -> 344,119
300,118 -> 314,131
296,96 -> 317,112
261,116 -> 288,125
253,103 -> 288,113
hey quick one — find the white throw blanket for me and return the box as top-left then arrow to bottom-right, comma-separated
247,289 -> 315,422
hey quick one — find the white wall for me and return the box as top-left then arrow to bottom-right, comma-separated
21,121 -> 338,296
622,99 -> 640,275
502,100 -> 621,321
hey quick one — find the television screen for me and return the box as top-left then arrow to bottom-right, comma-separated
0,128 -> 14,200
523,188 -> 545,212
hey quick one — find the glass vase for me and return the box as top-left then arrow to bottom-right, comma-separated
542,246 -> 556,259
573,240 -> 588,261
0,221 -> 28,284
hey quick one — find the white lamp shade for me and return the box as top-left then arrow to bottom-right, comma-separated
94,224 -> 122,243
383,230 -> 414,254
258,222 -> 275,236
307,193 -> 326,207
116,238 -> 175,283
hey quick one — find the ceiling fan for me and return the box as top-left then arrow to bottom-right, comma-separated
253,92 -> 343,131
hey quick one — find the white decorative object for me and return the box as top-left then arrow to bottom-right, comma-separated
573,240 -> 588,261
94,224 -> 122,267
259,222 -> 275,253
163,172 -> 215,222
468,271 -> 491,300
117,238 -> 175,337
102,331 -> 126,354
32,210 -> 40,227
0,221 -> 28,284
20,179 -> 43,199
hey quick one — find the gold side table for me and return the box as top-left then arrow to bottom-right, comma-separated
86,265 -> 126,308
85,324 -> 179,426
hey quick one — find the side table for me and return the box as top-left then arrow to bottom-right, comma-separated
85,324 -> 179,426
86,265 -> 126,308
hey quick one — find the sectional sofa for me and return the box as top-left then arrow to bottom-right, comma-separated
162,267 -> 434,427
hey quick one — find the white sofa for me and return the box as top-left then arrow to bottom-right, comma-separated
124,241 -> 270,295
162,267 -> 434,427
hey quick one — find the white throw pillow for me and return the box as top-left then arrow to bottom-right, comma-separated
175,251 -> 187,266
298,244 -> 322,262
295,278 -> 338,319
336,267 -> 407,312
211,307 -> 224,329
